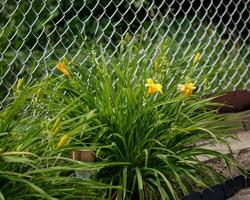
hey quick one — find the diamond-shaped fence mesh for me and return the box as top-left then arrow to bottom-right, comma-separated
0,0 -> 249,108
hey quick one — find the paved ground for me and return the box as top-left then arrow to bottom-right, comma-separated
203,128 -> 250,151
228,189 -> 250,200
198,131 -> 250,164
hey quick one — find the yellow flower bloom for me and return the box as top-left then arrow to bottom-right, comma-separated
145,79 -> 163,96
57,61 -> 70,77
56,134 -> 69,149
193,52 -> 201,66
178,82 -> 196,97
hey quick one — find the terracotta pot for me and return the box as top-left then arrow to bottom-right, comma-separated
72,150 -> 96,162
71,150 -> 96,179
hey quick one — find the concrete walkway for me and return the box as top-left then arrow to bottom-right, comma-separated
198,131 -> 250,162
208,131 -> 250,154
228,189 -> 250,200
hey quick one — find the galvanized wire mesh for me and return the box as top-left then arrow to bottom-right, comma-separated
0,0 -> 249,108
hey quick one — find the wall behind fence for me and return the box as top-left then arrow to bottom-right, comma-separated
0,0 -> 249,108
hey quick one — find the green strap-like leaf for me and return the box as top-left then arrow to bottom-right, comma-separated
123,167 -> 127,200
0,191 -> 5,200
135,167 -> 144,200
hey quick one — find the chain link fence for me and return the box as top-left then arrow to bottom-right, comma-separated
0,0 -> 249,108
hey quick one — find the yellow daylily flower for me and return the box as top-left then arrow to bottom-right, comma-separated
178,82 -> 196,97
193,52 -> 201,66
56,134 -> 69,149
57,61 -> 70,77
145,78 -> 163,96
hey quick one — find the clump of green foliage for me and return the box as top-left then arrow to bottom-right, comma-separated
30,39 -> 243,199
0,82 -> 122,199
